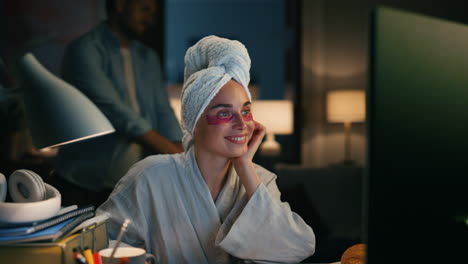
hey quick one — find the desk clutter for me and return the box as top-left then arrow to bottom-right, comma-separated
0,217 -> 108,264
0,204 -> 95,244
0,169 -> 109,263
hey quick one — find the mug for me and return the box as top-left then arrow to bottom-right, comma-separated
99,247 -> 155,264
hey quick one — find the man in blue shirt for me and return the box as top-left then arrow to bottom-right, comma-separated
55,0 -> 183,206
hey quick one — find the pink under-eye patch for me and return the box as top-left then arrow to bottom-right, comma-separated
205,112 -> 254,125
206,114 -> 234,125
243,112 -> 253,121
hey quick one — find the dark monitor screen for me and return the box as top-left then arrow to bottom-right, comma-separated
366,7 -> 468,263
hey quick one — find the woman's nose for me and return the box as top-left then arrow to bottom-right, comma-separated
232,113 -> 247,129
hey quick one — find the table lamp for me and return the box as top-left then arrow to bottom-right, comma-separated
169,97 -> 182,125
326,90 -> 365,164
17,53 -> 115,149
253,100 -> 293,156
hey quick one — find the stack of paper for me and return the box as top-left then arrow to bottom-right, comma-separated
0,205 -> 95,245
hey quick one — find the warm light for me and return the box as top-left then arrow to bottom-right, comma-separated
169,97 -> 182,124
326,90 -> 366,164
253,100 -> 293,156
327,90 -> 365,123
253,100 -> 293,134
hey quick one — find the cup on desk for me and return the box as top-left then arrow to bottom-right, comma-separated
99,247 -> 155,264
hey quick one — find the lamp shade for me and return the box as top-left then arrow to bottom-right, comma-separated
327,90 -> 366,123
169,97 -> 182,124
18,53 -> 115,149
253,100 -> 293,135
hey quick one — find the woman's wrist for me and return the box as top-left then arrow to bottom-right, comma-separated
232,160 -> 260,197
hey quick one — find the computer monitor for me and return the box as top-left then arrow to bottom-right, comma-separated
366,7 -> 468,263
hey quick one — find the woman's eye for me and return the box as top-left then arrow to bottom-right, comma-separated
217,111 -> 231,118
242,109 -> 250,115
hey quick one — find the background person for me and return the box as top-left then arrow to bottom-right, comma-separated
54,0 -> 183,207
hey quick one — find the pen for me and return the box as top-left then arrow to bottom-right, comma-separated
107,219 -> 131,264
83,247 -> 95,264
93,252 -> 102,264
73,248 -> 88,264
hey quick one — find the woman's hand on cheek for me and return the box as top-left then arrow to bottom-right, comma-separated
232,121 -> 266,165
249,121 -> 266,155
231,121 -> 265,197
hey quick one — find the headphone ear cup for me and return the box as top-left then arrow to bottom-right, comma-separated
0,173 -> 6,202
8,169 -> 47,203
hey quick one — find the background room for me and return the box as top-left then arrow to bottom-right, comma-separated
1,0 -> 468,263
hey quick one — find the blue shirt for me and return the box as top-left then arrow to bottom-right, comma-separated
56,22 -> 182,192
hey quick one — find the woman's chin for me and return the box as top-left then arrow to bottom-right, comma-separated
226,146 -> 248,158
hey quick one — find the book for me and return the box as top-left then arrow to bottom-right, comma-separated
70,212 -> 110,235
0,220 -> 108,264
0,210 -> 95,245
0,204 -> 79,228
0,205 -> 94,237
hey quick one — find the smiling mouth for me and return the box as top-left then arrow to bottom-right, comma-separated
225,135 -> 247,144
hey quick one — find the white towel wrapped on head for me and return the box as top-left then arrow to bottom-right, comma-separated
181,35 -> 252,150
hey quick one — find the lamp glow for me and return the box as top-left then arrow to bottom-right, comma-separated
18,53 -> 115,149
326,90 -> 365,163
169,97 -> 182,124
253,100 -> 293,156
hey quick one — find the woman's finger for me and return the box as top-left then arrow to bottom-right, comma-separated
246,121 -> 266,156
249,122 -> 266,147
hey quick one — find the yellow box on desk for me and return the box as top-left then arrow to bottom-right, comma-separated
0,220 -> 108,264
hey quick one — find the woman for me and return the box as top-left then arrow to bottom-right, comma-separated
98,35 -> 315,263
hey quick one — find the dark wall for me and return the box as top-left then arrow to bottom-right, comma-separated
164,0 -> 292,100
0,0 -> 102,76
301,0 -> 468,167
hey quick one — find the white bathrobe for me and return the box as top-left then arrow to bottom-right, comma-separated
97,148 -> 315,263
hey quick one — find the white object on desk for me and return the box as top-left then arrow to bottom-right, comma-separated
0,183 -> 61,223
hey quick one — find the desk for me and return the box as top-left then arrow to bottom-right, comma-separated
0,220 -> 108,264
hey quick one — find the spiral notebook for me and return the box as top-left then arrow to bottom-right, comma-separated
0,211 -> 95,245
0,205 -> 94,239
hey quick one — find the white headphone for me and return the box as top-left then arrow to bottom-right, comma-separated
0,170 -> 62,224
0,169 -> 47,203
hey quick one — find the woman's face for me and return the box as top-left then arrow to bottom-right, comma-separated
193,80 -> 254,159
